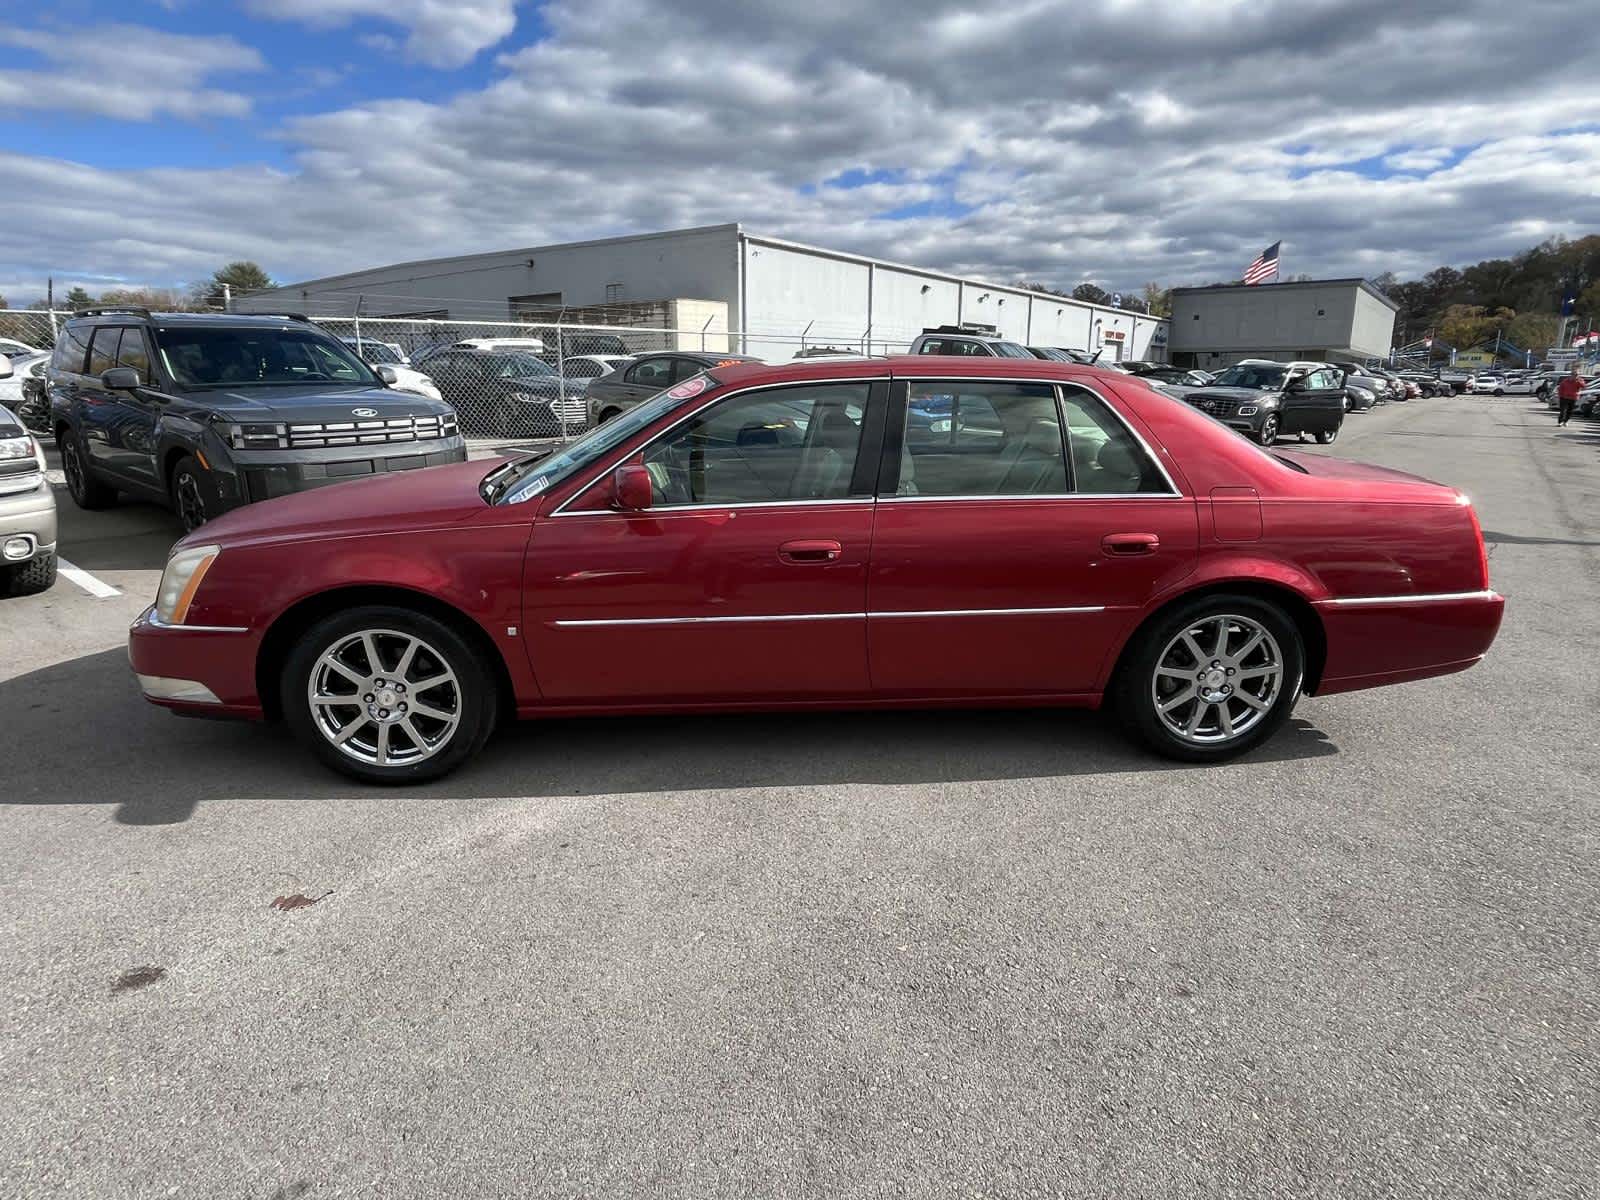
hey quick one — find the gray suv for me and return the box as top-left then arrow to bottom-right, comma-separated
907,325 -> 1035,359
47,309 -> 465,532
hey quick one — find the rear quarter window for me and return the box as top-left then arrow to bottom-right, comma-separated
52,325 -> 90,373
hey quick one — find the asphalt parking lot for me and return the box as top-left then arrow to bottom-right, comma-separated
3,398 -> 1598,1198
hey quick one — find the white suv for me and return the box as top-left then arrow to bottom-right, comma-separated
907,326 -> 1036,359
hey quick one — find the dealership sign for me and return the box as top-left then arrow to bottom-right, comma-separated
1545,348 -> 1581,368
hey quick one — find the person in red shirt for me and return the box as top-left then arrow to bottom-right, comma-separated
1556,366 -> 1584,428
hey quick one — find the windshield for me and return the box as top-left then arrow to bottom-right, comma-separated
494,353 -> 556,378
992,341 -> 1036,359
492,379 -> 703,505
350,341 -> 401,364
1211,364 -> 1287,390
156,326 -> 378,388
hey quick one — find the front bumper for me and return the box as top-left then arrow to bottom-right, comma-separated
0,477 -> 57,563
128,605 -> 264,719
213,436 -> 467,508
1313,590 -> 1505,695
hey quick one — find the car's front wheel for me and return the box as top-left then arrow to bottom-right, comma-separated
1256,415 -> 1279,445
2,551 -> 56,597
282,606 -> 499,784
1115,594 -> 1305,763
170,455 -> 211,532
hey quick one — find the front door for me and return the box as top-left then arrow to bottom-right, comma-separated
867,378 -> 1198,697
1281,367 -> 1346,436
80,326 -> 161,492
525,379 -> 886,703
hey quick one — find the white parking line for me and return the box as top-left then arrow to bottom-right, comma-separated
57,558 -> 121,598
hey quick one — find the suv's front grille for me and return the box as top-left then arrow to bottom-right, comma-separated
1188,395 -> 1243,418
228,413 -> 459,451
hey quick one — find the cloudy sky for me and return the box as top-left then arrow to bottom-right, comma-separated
2,0 -> 1598,305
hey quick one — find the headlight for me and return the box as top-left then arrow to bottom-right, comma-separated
155,544 -> 221,625
0,433 -> 37,461
219,420 -> 287,450
1238,404 -> 1259,416
0,434 -> 45,496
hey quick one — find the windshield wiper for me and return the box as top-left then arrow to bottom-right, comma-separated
480,448 -> 554,504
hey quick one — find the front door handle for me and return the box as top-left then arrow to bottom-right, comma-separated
1102,532 -> 1160,556
779,539 -> 843,564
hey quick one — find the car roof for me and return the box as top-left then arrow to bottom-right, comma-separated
66,311 -> 320,329
707,354 -> 1139,390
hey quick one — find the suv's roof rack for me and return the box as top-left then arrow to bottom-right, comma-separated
75,306 -> 153,318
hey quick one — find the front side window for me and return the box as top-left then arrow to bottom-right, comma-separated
154,326 -> 376,388
115,328 -> 152,383
626,357 -> 674,387
900,382 -> 1066,497
640,383 -> 868,505
87,327 -> 120,377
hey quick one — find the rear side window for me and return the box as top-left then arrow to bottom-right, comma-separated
87,327 -> 120,377
116,328 -> 152,383
52,325 -> 90,373
1061,389 -> 1169,495
900,382 -> 1067,497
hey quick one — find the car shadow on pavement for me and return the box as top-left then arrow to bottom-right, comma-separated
0,647 -> 1338,826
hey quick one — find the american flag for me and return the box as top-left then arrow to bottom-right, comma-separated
1243,241 -> 1281,285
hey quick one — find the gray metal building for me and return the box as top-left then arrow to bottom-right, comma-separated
1167,279 -> 1397,368
238,223 -> 1170,364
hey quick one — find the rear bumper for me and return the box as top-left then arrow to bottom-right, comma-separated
1313,590 -> 1505,695
128,605 -> 264,719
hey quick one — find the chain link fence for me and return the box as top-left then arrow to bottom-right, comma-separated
1,308 -> 910,442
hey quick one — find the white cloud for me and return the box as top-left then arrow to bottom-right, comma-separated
0,24 -> 264,120
1,0 -> 1598,301
247,0 -> 518,68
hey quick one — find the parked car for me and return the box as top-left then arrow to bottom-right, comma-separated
909,325 -> 1035,359
1343,381 -> 1378,412
559,353 -> 634,387
419,346 -> 590,438
0,394 -> 57,595
47,309 -> 464,532
586,350 -> 762,425
1122,363 -> 1215,386
1166,360 -> 1347,445
1577,378 -> 1600,417
1398,372 -> 1447,397
1344,369 -> 1391,405
126,355 -> 1504,784
0,337 -> 44,360
1437,368 -> 1472,393
415,337 -> 547,368
1493,374 -> 1539,395
2,351 -> 52,429
1467,373 -> 1506,394
339,337 -> 443,402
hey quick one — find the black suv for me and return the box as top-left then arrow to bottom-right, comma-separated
48,309 -> 464,531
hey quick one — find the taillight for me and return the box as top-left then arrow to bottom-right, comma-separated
1462,497 -> 1489,589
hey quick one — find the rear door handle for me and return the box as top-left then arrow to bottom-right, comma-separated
1102,532 -> 1160,556
779,539 -> 843,564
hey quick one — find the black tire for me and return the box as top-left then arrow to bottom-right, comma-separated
3,551 -> 56,597
169,455 -> 211,533
58,430 -> 117,510
1113,593 -> 1305,764
1315,426 -> 1338,444
281,604 -> 499,785
1493,388 -> 1504,396
1256,415 -> 1279,445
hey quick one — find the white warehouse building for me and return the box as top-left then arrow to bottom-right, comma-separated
239,223 -> 1169,364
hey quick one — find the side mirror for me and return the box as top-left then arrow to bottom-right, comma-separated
101,367 -> 141,390
374,364 -> 399,384
611,464 -> 653,511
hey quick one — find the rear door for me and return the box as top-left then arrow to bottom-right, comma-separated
867,376 -> 1198,697
79,325 -> 160,490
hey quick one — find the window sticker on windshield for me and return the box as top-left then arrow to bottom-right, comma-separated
666,376 -> 711,399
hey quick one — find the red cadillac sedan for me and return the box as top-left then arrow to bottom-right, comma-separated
128,356 -> 1503,784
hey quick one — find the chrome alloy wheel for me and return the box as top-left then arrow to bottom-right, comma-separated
1150,614 -> 1284,745
307,629 -> 462,767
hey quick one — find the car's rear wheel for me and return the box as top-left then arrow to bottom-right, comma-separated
1256,416 -> 1279,445
170,455 -> 210,532
59,431 -> 117,510
2,551 -> 56,596
1115,594 -> 1305,763
1315,426 -> 1338,444
282,605 -> 498,784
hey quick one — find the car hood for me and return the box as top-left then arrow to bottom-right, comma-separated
1170,386 -> 1281,404
185,456 -> 506,549
188,384 -> 451,421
